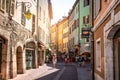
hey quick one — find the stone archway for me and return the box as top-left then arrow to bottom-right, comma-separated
0,36 -> 7,80
16,46 -> 23,74
113,29 -> 120,80
25,42 -> 36,69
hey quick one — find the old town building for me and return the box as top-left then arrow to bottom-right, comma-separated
79,0 -> 90,55
93,0 -> 120,80
0,0 -> 52,79
37,0 -> 53,65
57,18 -> 67,53
50,17 -> 69,58
62,17 -> 69,54
68,0 -> 79,57
50,24 -> 58,54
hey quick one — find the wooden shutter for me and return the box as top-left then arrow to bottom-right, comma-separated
83,16 -> 86,24
86,15 -> 89,24
84,0 -> 86,7
21,3 -> 26,26
32,15 -> 35,35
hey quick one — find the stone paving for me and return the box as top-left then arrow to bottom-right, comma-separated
8,62 -> 92,80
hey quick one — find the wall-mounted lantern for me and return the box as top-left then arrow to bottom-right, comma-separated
25,8 -> 32,20
16,1 -> 32,20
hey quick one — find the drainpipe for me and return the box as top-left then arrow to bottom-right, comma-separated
78,0 -> 80,50
36,0 -> 39,66
91,0 -> 94,79
37,0 -> 39,42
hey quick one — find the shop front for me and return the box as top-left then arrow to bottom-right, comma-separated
25,42 -> 36,69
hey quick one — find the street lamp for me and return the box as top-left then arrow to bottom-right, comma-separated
16,1 -> 32,20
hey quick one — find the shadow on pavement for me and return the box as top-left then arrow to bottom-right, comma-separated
35,62 -> 64,80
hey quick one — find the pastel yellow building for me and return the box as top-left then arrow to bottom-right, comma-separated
50,24 -> 58,54
62,17 -> 69,53
57,17 -> 69,53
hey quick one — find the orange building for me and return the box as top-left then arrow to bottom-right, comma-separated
57,17 -> 69,53
92,0 -> 120,80
50,24 -> 58,54
62,17 -> 69,54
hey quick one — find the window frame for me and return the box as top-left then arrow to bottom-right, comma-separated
0,0 -> 15,16
84,0 -> 90,7
96,38 -> 102,71
10,0 -> 15,16
94,0 -> 101,19
0,0 -> 6,12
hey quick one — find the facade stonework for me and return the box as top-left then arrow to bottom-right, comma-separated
0,0 -> 52,80
93,0 -> 120,80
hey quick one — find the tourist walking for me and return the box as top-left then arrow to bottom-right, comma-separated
52,54 -> 57,68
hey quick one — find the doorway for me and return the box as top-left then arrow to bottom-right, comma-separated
114,29 -> 120,80
26,50 -> 35,69
25,42 -> 36,69
0,40 -> 2,73
16,46 -> 23,74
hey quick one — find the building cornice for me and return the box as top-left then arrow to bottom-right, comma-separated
93,0 -> 120,31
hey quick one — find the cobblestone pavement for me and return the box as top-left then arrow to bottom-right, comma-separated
35,62 -> 64,80
8,62 -> 92,80
59,64 -> 78,80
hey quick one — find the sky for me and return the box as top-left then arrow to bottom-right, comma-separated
51,0 -> 76,25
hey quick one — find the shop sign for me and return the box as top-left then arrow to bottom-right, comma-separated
82,28 -> 90,38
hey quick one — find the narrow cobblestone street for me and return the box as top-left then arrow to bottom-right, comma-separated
0,0 -> 120,80
9,62 -> 92,80
59,64 -> 78,80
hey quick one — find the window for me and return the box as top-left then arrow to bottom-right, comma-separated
104,0 -> 108,2
84,0 -> 89,7
43,10 -> 45,23
76,19 -> 79,27
96,38 -> 101,71
21,3 -> 26,26
86,15 -> 89,23
0,0 -> 15,15
83,15 -> 89,24
0,0 -> 6,12
83,16 -> 86,24
74,20 -> 77,28
94,0 -> 101,18
6,0 -> 9,13
10,0 -> 15,16
39,7 -> 41,20
32,15 -> 35,35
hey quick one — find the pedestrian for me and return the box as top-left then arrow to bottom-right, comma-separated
52,54 -> 57,68
77,55 -> 82,67
81,57 -> 85,67
64,55 -> 68,64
